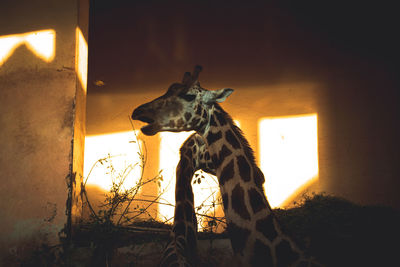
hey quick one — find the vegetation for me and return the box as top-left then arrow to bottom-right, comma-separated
71,124 -> 226,265
12,125 -> 400,266
14,193 -> 400,266
274,193 -> 400,267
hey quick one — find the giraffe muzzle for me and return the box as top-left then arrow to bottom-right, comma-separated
132,106 -> 154,122
131,108 -> 159,135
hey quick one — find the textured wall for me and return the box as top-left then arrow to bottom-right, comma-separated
0,0 -> 88,263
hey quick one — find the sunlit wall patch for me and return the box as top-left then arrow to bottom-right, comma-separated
0,29 -> 56,66
158,131 -> 195,222
75,27 -> 88,91
83,131 -> 142,191
259,114 -> 319,208
158,120 -> 241,227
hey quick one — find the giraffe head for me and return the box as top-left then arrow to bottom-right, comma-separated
132,66 -> 234,136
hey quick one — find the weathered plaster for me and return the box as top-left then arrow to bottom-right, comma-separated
0,0 -> 89,263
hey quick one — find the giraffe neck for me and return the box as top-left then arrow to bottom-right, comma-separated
199,104 -> 309,266
160,137 -> 198,267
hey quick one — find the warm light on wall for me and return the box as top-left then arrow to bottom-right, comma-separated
158,131 -> 195,221
84,131 -> 142,191
159,132 -> 221,228
158,120 -> 240,226
83,116 -> 316,219
259,114 -> 319,208
75,27 -> 88,91
0,29 -> 55,66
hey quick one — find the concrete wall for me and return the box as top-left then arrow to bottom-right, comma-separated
0,0 -> 88,263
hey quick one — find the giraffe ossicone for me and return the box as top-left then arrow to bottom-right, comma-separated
131,66 -> 323,267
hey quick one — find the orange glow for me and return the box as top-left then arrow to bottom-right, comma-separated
158,120 -> 240,228
84,131 -> 142,191
75,27 -> 88,91
259,114 -> 319,208
158,131 -> 195,221
159,131 -> 220,229
0,29 -> 55,66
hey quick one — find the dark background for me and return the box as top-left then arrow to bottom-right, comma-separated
87,0 -> 398,93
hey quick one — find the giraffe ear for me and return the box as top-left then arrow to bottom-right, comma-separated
203,88 -> 234,104
214,88 -> 234,103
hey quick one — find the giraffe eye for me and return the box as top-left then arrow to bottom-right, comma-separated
178,93 -> 196,102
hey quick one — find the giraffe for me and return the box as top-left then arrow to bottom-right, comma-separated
131,66 -> 322,267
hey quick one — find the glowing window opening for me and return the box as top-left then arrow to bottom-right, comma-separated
83,131 -> 142,191
259,114 -> 319,208
0,29 -> 55,66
